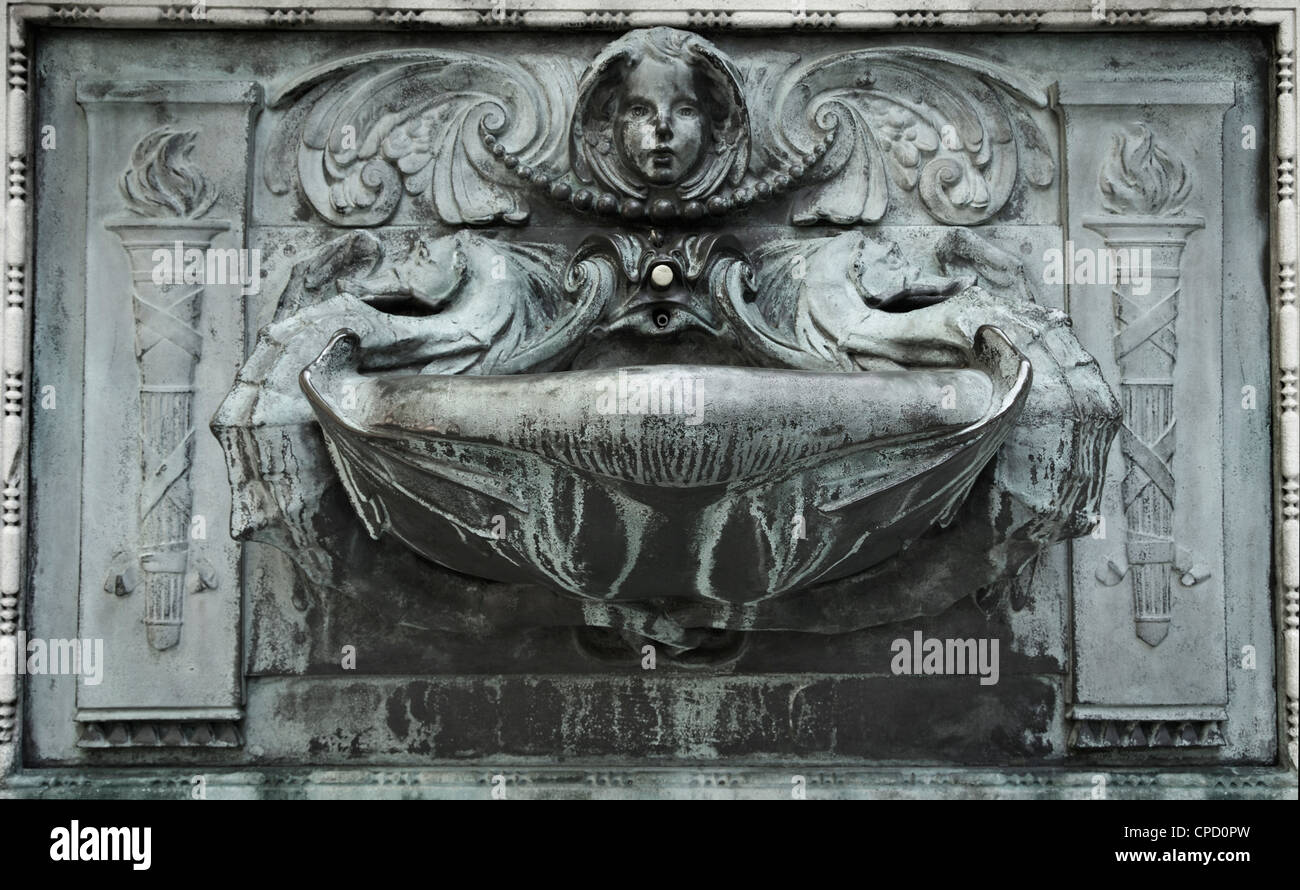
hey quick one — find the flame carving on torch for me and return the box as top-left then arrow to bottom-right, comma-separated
103,128 -> 224,651
1084,123 -> 1210,647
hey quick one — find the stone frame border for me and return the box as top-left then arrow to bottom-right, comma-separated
0,0 -> 1294,799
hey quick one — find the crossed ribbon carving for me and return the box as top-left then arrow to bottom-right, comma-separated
134,288 -> 204,360
1094,285 -> 1209,638
103,284 -> 217,648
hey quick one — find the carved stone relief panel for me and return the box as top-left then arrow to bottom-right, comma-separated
71,81 -> 258,738
1059,81 -> 1268,755
8,15 -> 1283,789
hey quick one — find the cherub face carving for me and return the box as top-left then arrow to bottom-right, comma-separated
615,56 -> 707,187
572,27 -> 750,202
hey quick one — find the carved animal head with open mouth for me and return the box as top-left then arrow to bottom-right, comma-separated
212,28 -> 1118,645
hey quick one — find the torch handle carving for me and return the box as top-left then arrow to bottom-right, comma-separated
1083,219 -> 1203,646
110,230 -> 227,650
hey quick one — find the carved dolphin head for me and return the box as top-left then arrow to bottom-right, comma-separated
337,232 -> 469,312
851,236 -> 973,311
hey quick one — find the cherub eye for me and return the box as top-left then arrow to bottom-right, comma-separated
626,104 -> 650,119
675,105 -> 699,119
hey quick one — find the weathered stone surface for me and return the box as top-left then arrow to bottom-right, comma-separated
12,18 -> 1283,789
214,30 -> 1118,653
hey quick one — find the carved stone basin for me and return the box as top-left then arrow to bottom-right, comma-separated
201,26 -> 1125,643
300,325 -> 1030,605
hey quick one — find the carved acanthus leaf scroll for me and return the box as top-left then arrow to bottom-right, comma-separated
266,51 -> 584,227
269,41 -> 1054,228
755,46 -> 1056,225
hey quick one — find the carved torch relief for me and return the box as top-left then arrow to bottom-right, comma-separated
213,29 -> 1121,652
105,129 -> 225,652
1084,124 -> 1211,648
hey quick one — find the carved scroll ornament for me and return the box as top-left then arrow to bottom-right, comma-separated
215,29 -> 1118,653
267,29 -> 1054,228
